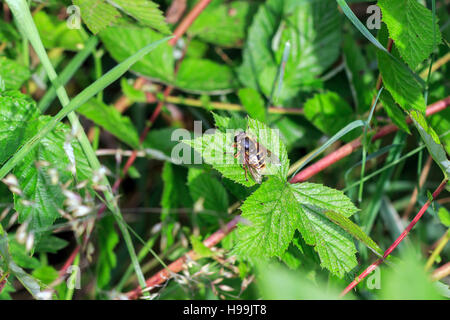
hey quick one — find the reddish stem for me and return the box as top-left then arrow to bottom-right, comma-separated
340,178 -> 448,297
168,0 -> 211,46
290,96 -> 450,183
126,218 -> 238,299
431,262 -> 450,281
125,97 -> 450,299
58,245 -> 80,276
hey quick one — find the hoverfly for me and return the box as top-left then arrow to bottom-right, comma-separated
233,131 -> 277,184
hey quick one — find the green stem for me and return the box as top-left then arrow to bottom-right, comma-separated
65,253 -> 80,300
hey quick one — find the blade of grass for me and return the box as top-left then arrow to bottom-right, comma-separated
267,40 -> 291,108
337,0 -> 425,87
289,120 -> 367,179
0,34 -> 171,179
5,0 -> 171,294
38,36 -> 99,112
358,87 -> 383,202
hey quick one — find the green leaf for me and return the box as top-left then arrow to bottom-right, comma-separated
185,117 -> 288,186
438,207 -> 450,227
0,226 -> 42,298
0,57 -> 30,90
143,128 -> 182,159
233,177 -> 358,277
437,207 -> 450,227
378,0 -> 442,69
9,240 -> 40,269
233,177 -> 300,257
211,112 -> 247,132
32,265 -> 59,285
188,171 -> 229,220
238,0 -> 341,102
188,1 -> 256,47
342,35 -> 375,113
0,35 -> 171,181
101,21 -> 239,94
238,88 -> 266,122
175,58 -> 240,94
34,236 -> 69,253
161,162 -> 191,220
120,78 -> 146,103
34,11 -> 85,51
321,210 -> 382,257
380,90 -> 411,134
380,248 -> 443,299
96,215 -> 119,289
429,107 -> 450,155
109,0 -> 170,34
0,21 -> 20,42
190,235 -> 215,258
377,25 -> 426,113
14,119 -> 92,236
410,110 -> 450,178
256,262 -> 352,299
78,98 -> 140,149
303,91 -> 360,142
100,25 -> 174,83
73,0 -> 121,34
0,91 -> 39,166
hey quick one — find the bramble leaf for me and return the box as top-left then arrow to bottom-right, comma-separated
100,26 -> 174,83
303,92 -> 361,142
78,99 -> 140,149
73,0 -> 121,34
342,35 -> 375,113
0,91 -> 39,165
409,111 -> 450,178
188,170 -> 229,222
0,58 -> 30,90
34,11 -> 84,51
377,25 -> 426,113
73,0 -> 169,35
13,118 -> 92,237
188,1 -> 256,47
184,117 -> 288,187
380,90 -> 411,134
378,0 -> 442,69
109,0 -> 170,34
0,226 -> 42,298
238,88 -> 266,123
238,0 -> 341,102
100,27 -> 238,93
175,58 -> 240,94
233,178 -> 359,277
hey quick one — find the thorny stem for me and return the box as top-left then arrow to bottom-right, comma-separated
125,98 -> 450,299
340,178 -> 448,297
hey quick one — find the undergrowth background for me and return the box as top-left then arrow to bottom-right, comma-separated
0,0 -> 449,300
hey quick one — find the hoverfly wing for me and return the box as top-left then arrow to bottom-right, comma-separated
248,165 -> 263,184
